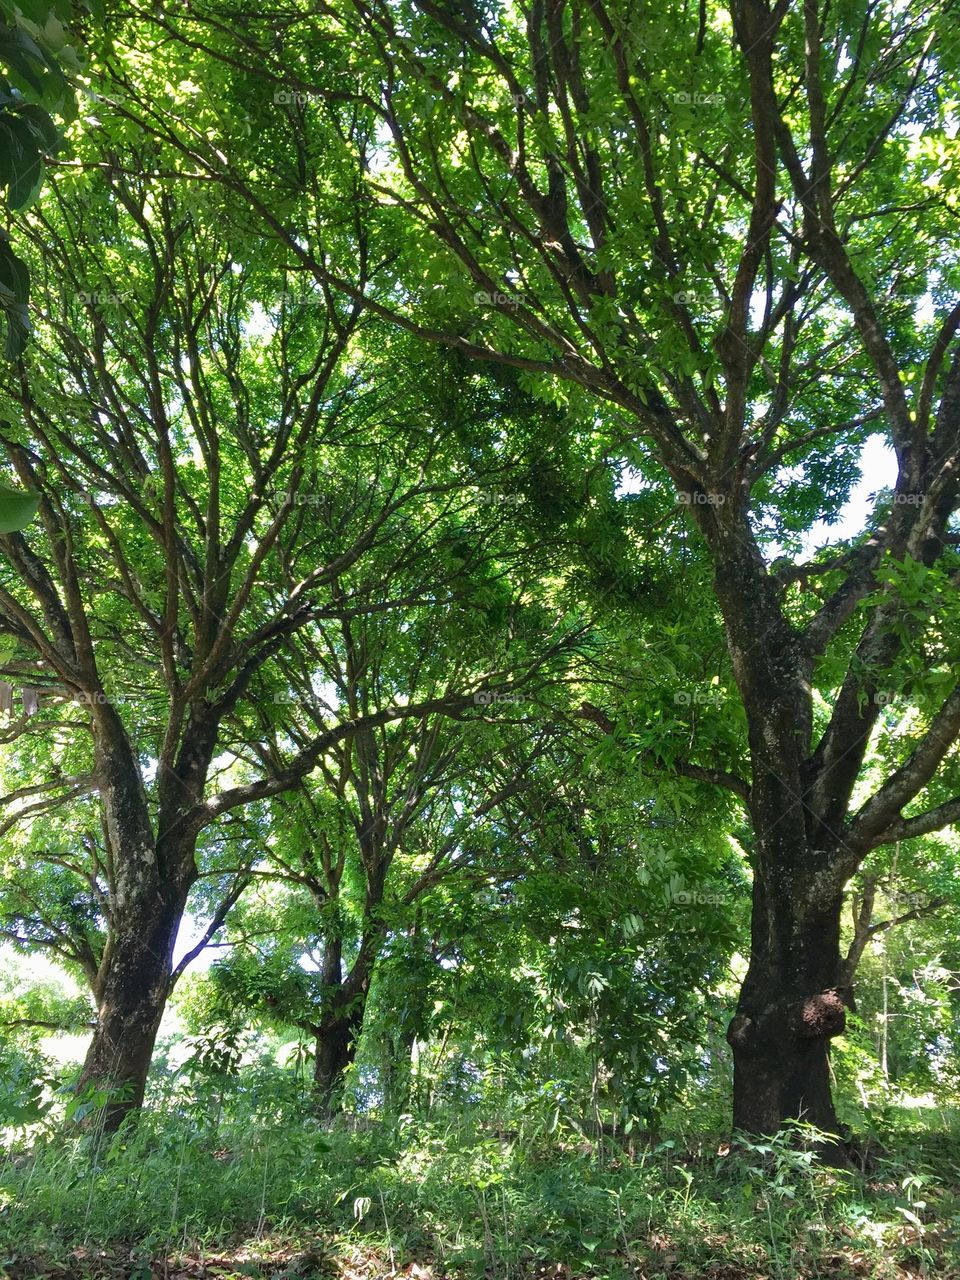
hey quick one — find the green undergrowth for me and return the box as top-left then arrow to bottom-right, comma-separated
1,1110 -> 959,1279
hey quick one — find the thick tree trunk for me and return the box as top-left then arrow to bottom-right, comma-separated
727,874 -> 847,1136
74,699 -> 196,1131
706,518 -> 853,1141
312,1008 -> 363,1116
75,697 -> 213,1130
77,886 -> 185,1130
309,928 -> 377,1116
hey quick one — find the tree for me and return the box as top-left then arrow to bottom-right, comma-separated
401,773 -> 745,1135
0,162 -> 513,1126
127,0 -> 960,1140
202,588 -> 580,1113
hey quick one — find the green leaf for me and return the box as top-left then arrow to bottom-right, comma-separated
0,483 -> 39,532
0,234 -> 30,356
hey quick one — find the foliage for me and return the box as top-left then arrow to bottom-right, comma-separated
0,0 -> 85,359
1,1077 -> 958,1279
1,7 -> 960,1273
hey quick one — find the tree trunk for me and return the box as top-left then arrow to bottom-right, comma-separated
310,920 -> 380,1116
706,518 -> 852,1141
727,874 -> 847,1137
74,695 -> 215,1130
74,698 -> 198,1131
77,885 -> 185,1130
312,1009 -> 363,1116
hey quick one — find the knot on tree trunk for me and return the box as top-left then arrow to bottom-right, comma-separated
726,1012 -> 754,1049
796,990 -> 846,1040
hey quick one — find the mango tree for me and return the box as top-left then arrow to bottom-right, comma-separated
141,0 -> 960,1140
0,164 -> 513,1125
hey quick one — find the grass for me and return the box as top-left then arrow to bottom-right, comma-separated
1,1105 -> 959,1279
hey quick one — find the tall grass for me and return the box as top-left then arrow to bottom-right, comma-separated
2,1099 -> 958,1278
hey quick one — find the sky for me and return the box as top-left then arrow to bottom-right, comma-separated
617,431 -> 899,558
792,433 -> 897,556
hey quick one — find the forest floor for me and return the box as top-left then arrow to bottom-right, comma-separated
3,1233 -> 951,1280
2,1118 -> 957,1280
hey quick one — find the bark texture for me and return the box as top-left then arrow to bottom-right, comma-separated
77,891 -> 185,1126
727,885 -> 846,1134
312,1010 -> 364,1115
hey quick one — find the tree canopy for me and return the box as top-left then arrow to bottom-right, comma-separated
1,0 -> 960,1187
